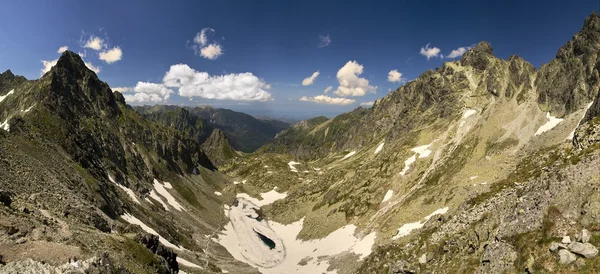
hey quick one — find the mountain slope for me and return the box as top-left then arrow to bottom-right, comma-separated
201,128 -> 239,167
216,12 -> 600,274
0,52 -> 255,273
136,105 -> 290,153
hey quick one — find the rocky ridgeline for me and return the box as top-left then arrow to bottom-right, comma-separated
550,229 -> 598,265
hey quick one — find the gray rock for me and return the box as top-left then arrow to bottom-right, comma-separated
418,253 -> 428,264
14,237 -> 27,244
388,260 -> 417,274
558,249 -> 577,265
562,235 -> 572,244
577,229 -> 592,243
568,242 -> 599,258
576,258 -> 586,267
549,242 -> 568,252
476,242 -> 517,274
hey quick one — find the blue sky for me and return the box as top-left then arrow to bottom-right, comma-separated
0,0 -> 598,119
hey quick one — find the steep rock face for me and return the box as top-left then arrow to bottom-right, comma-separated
135,105 -> 212,146
201,128 -> 238,167
536,11 -> 600,116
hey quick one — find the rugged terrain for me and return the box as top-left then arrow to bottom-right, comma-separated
1,11 -> 600,274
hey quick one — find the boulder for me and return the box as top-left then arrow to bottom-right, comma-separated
549,242 -> 568,252
577,229 -> 592,243
476,242 -> 517,274
568,242 -> 599,258
562,236 -> 572,244
558,249 -> 577,265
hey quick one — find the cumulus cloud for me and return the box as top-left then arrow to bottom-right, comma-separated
122,82 -> 173,103
333,61 -> 377,97
318,34 -> 331,48
360,101 -> 375,107
302,71 -> 320,86
99,47 -> 123,63
420,43 -> 441,59
324,86 -> 333,94
446,46 -> 471,59
163,64 -> 271,101
388,69 -> 403,83
57,46 -> 68,53
300,95 -> 355,105
41,59 -> 100,76
200,44 -> 223,60
84,35 -> 104,51
193,28 -> 223,60
112,87 -> 132,93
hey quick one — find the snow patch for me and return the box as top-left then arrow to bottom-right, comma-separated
288,161 -> 301,172
214,191 -> 222,196
0,118 -> 9,132
23,105 -> 35,113
153,179 -> 185,211
177,257 -> 203,269
567,102 -> 594,140
392,207 -> 449,240
109,175 -> 140,204
463,109 -> 477,119
470,176 -> 478,180
216,197 -> 376,273
399,144 -> 432,176
236,188 -> 287,207
266,171 -> 273,174
0,89 -> 14,103
121,213 -> 184,250
341,151 -> 356,161
149,190 -> 169,210
381,190 -> 393,203
535,112 -> 564,136
374,143 -> 385,154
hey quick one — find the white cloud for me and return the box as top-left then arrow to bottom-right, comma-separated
265,84 -> 272,89
388,69 -> 403,83
193,28 -> 223,60
420,43 -> 441,59
200,44 -> 223,60
300,95 -> 355,105
122,82 -> 173,103
84,61 -> 101,74
194,28 -> 213,46
318,34 -> 331,48
446,46 -> 471,59
302,71 -> 320,86
360,101 -> 375,107
333,61 -> 377,97
324,86 -> 333,94
41,59 -> 100,76
163,64 -> 271,101
41,60 -> 58,76
57,46 -> 69,53
112,87 -> 132,93
99,47 -> 123,63
84,35 -> 104,51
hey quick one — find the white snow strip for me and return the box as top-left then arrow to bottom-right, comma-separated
470,176 -> 478,180
381,190 -> 393,203
0,118 -> 9,132
399,144 -> 432,176
121,213 -> 184,250
214,191 -> 222,196
266,171 -> 273,174
463,109 -> 477,119
264,165 -> 269,168
341,151 -> 356,161
145,197 -> 153,204
0,89 -> 14,103
177,257 -> 203,269
236,188 -> 287,207
392,207 -> 449,240
374,143 -> 385,154
222,270 -> 229,273
535,112 -> 564,136
216,198 -> 376,273
153,179 -> 185,211
149,190 -> 169,210
23,105 -> 34,113
567,102 -> 594,140
313,167 -> 321,171
108,175 -> 140,204
288,161 -> 301,172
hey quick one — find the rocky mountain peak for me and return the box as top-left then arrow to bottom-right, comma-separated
51,50 -> 94,78
460,41 -> 494,70
201,128 -> 237,166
